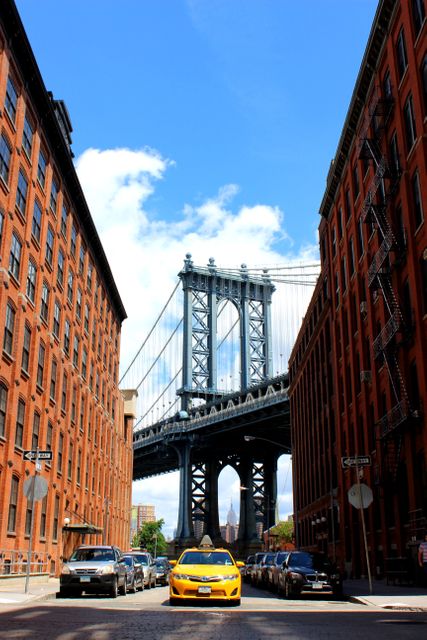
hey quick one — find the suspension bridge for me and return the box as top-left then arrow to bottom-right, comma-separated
120,255 -> 319,553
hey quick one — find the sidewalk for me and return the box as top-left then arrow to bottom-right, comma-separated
0,577 -> 59,605
344,578 -> 427,611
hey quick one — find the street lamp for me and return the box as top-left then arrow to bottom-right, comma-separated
244,434 -> 296,546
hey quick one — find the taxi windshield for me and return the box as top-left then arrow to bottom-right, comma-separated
179,551 -> 234,566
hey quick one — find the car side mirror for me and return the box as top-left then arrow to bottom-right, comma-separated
169,559 -> 177,566
236,561 -> 245,568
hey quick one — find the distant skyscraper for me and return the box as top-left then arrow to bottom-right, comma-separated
131,504 -> 156,542
224,501 -> 239,543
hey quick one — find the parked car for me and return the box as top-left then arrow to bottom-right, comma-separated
266,551 -> 290,592
278,551 -> 342,598
126,550 -> 157,588
249,552 -> 267,586
254,552 -> 276,588
242,555 -> 255,583
122,554 -> 144,592
59,545 -> 127,598
155,557 -> 171,585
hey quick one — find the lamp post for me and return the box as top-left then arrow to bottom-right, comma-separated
243,435 -> 297,546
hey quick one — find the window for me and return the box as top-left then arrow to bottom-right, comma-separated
67,269 -> 74,304
341,255 -> 348,293
352,164 -> 360,200
52,494 -> 60,540
57,248 -> 64,287
9,235 -> 22,281
389,131 -> 400,176
76,288 -> 82,320
73,335 -> 80,368
50,177 -> 58,214
31,411 -> 40,450
32,200 -> 42,243
46,421 -> 53,455
412,0 -> 425,38
87,261 -> 93,290
77,449 -> 82,485
0,383 -> 7,437
79,394 -> 85,431
349,237 -> 355,276
345,187 -> 352,221
57,435 -> 64,475
421,251 -> 427,315
26,259 -> 37,303
53,300 -> 61,337
16,170 -> 28,215
383,69 -> 393,101
422,55 -> 427,116
412,170 -> 424,228
45,226 -> 54,266
337,207 -> 343,239
21,324 -> 31,372
37,341 -> 45,387
71,386 -> 77,423
82,347 -> 87,379
40,496 -> 47,538
15,398 -> 25,448
64,319 -> 70,355
50,358 -> 57,401
7,476 -> 19,532
0,134 -> 11,184
79,245 -> 85,275
37,149 -> 47,188
70,223 -> 77,256
61,372 -> 68,412
0,210 -> 4,246
396,28 -> 408,81
22,114 -> 34,157
335,272 -> 340,307
5,76 -> 18,123
3,302 -> 15,355
68,441 -> 73,480
332,225 -> 337,257
403,94 -> 417,152
84,304 -> 90,333
61,203 -> 68,237
40,282 -> 49,323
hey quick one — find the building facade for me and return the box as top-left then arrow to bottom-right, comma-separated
289,0 -> 426,578
0,0 -> 133,576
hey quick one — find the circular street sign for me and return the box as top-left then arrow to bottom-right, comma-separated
23,476 -> 48,501
348,483 -> 373,509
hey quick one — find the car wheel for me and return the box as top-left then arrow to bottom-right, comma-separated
110,578 -> 118,598
151,575 -> 156,588
119,577 -> 127,596
284,580 -> 292,599
169,597 -> 181,606
130,577 -> 137,594
58,587 -> 72,598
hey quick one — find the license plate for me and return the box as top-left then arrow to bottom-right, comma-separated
197,586 -> 211,594
312,582 -> 323,589
80,576 -> 91,583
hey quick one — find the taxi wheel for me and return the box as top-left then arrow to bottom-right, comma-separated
169,596 -> 181,606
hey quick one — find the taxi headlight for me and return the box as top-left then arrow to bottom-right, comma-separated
61,565 -> 72,575
220,573 -> 239,581
173,573 -> 190,581
97,564 -> 114,575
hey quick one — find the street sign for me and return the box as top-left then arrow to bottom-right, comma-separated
23,476 -> 48,500
348,483 -> 373,509
341,455 -> 371,469
23,450 -> 52,461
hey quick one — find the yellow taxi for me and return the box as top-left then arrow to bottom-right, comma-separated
169,536 -> 244,605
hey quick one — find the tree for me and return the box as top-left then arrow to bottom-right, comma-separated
132,519 -> 167,557
270,519 -> 294,544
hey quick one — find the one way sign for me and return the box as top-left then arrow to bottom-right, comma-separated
23,450 -> 53,461
341,455 -> 371,469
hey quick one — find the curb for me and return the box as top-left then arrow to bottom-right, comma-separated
347,594 -> 427,612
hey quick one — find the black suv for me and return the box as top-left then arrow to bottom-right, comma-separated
59,545 -> 127,598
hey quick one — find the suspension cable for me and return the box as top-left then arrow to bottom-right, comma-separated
119,279 -> 181,384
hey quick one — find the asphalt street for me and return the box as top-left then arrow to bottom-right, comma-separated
0,584 -> 426,639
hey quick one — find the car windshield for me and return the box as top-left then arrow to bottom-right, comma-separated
132,554 -> 149,565
123,556 -> 134,566
179,551 -> 234,566
156,560 -> 167,568
289,552 -> 332,570
69,549 -> 114,562
276,552 -> 288,564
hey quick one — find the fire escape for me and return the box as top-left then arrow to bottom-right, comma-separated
358,85 -> 414,485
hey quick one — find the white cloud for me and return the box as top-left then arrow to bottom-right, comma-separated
75,146 -> 316,540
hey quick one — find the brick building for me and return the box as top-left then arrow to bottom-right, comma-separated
289,0 -> 426,578
0,0 -> 134,576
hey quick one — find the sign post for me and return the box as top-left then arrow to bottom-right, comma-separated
346,457 -> 373,595
23,449 -> 50,594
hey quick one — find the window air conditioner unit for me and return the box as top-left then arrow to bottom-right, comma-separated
360,371 -> 372,383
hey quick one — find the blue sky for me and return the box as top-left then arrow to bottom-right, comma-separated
15,0 -> 378,538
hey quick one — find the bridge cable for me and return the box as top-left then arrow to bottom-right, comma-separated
135,318 -> 183,391
119,279 -> 181,385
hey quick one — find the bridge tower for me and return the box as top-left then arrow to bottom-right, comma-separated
174,256 -> 280,552
178,254 -> 275,410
